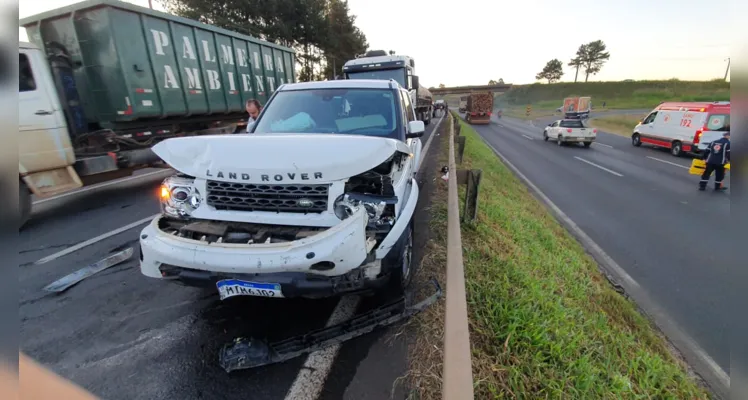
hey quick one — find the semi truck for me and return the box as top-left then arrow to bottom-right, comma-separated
342,50 -> 433,125
464,92 -> 494,124
18,0 -> 296,227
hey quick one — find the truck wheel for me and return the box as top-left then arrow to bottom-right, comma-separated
632,133 -> 642,147
19,180 -> 31,229
671,141 -> 683,157
543,131 -> 549,141
583,142 -> 592,148
557,135 -> 564,146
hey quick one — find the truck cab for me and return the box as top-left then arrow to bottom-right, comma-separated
342,51 -> 432,125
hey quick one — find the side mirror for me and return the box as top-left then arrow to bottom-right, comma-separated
548,123 -> 552,127
410,75 -> 420,90
406,120 -> 425,138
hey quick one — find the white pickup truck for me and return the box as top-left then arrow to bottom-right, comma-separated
543,119 -> 597,147
139,79 -> 426,300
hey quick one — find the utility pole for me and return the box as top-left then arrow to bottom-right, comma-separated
148,0 -> 153,9
724,58 -> 730,81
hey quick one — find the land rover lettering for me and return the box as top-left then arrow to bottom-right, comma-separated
205,170 -> 323,181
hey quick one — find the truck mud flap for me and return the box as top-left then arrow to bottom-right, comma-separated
218,278 -> 442,373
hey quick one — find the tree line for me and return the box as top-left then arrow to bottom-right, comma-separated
536,40 -> 610,84
161,0 -> 368,82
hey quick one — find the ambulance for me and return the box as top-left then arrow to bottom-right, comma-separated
631,101 -> 730,157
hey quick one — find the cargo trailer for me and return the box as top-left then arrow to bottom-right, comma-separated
465,92 -> 493,124
18,0 -> 296,227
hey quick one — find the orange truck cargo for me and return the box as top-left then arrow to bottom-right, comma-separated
562,96 -> 592,119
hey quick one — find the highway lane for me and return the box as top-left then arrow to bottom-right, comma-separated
459,112 -> 734,376
19,118 -> 443,400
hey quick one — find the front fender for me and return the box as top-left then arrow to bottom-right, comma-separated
375,178 -> 419,259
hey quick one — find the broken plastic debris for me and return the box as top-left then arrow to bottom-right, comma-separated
218,278 -> 442,372
43,247 -> 134,293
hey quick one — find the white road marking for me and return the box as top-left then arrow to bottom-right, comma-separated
593,142 -> 613,148
521,134 -> 534,141
480,138 -> 730,396
33,215 -> 158,265
574,156 -> 624,177
32,169 -> 173,205
284,295 -> 360,400
646,156 -> 689,169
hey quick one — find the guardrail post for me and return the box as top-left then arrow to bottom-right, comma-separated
443,112 -> 475,400
455,169 -> 482,222
455,136 -> 466,164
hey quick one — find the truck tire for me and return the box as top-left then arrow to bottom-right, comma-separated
557,135 -> 564,146
583,141 -> 592,148
19,180 -> 31,229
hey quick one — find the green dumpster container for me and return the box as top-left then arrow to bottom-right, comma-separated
20,0 -> 296,130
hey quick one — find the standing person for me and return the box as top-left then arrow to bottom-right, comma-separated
245,99 -> 262,133
698,131 -> 730,191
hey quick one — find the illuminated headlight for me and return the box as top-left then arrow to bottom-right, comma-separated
159,175 -> 201,219
334,194 -> 389,223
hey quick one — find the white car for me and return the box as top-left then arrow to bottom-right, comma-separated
139,79 -> 426,300
543,119 -> 597,147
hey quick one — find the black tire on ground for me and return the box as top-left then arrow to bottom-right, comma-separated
632,133 -> 642,147
543,131 -> 549,141
385,220 -> 415,293
19,180 -> 31,229
557,135 -> 564,146
583,141 -> 592,148
671,141 -> 683,157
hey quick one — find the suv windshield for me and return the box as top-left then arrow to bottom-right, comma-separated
346,69 -> 406,87
252,88 -> 400,138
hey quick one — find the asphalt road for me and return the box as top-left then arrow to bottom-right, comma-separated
457,111 -> 734,376
19,114 -> 446,400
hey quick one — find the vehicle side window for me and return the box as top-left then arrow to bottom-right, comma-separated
551,121 -> 559,127
402,91 -> 415,122
19,54 -> 36,92
643,111 -> 658,124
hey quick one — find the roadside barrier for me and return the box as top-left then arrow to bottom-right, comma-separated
442,111 -> 480,399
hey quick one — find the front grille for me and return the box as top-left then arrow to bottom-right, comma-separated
206,181 -> 330,213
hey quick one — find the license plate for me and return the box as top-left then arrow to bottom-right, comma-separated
216,279 -> 284,300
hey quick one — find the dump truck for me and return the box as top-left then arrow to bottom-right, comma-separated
562,96 -> 592,119
18,0 -> 296,227
342,50 -> 432,125
465,92 -> 493,124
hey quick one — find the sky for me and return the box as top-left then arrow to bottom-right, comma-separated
19,0 -> 731,88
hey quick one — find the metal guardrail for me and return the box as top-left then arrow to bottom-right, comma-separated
442,112 -> 477,400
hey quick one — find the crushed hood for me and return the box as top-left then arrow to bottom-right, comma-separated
152,134 -> 412,183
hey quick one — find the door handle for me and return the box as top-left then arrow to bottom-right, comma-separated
35,110 -> 53,115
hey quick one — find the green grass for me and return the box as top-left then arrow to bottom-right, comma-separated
588,114 -> 648,138
496,79 -> 730,111
454,115 -> 709,399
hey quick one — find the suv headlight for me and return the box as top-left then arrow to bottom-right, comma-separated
334,193 -> 396,226
159,175 -> 201,219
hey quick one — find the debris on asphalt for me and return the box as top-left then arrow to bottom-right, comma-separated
218,278 -> 443,373
43,247 -> 134,293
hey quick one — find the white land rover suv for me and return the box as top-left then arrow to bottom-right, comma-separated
138,79 -> 426,300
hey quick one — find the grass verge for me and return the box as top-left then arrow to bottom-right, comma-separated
588,114 -> 647,138
454,115 -> 709,399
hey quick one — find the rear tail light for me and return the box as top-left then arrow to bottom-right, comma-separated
567,128 -> 573,133
593,129 -> 597,133
487,112 -> 492,116
694,130 -> 703,144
